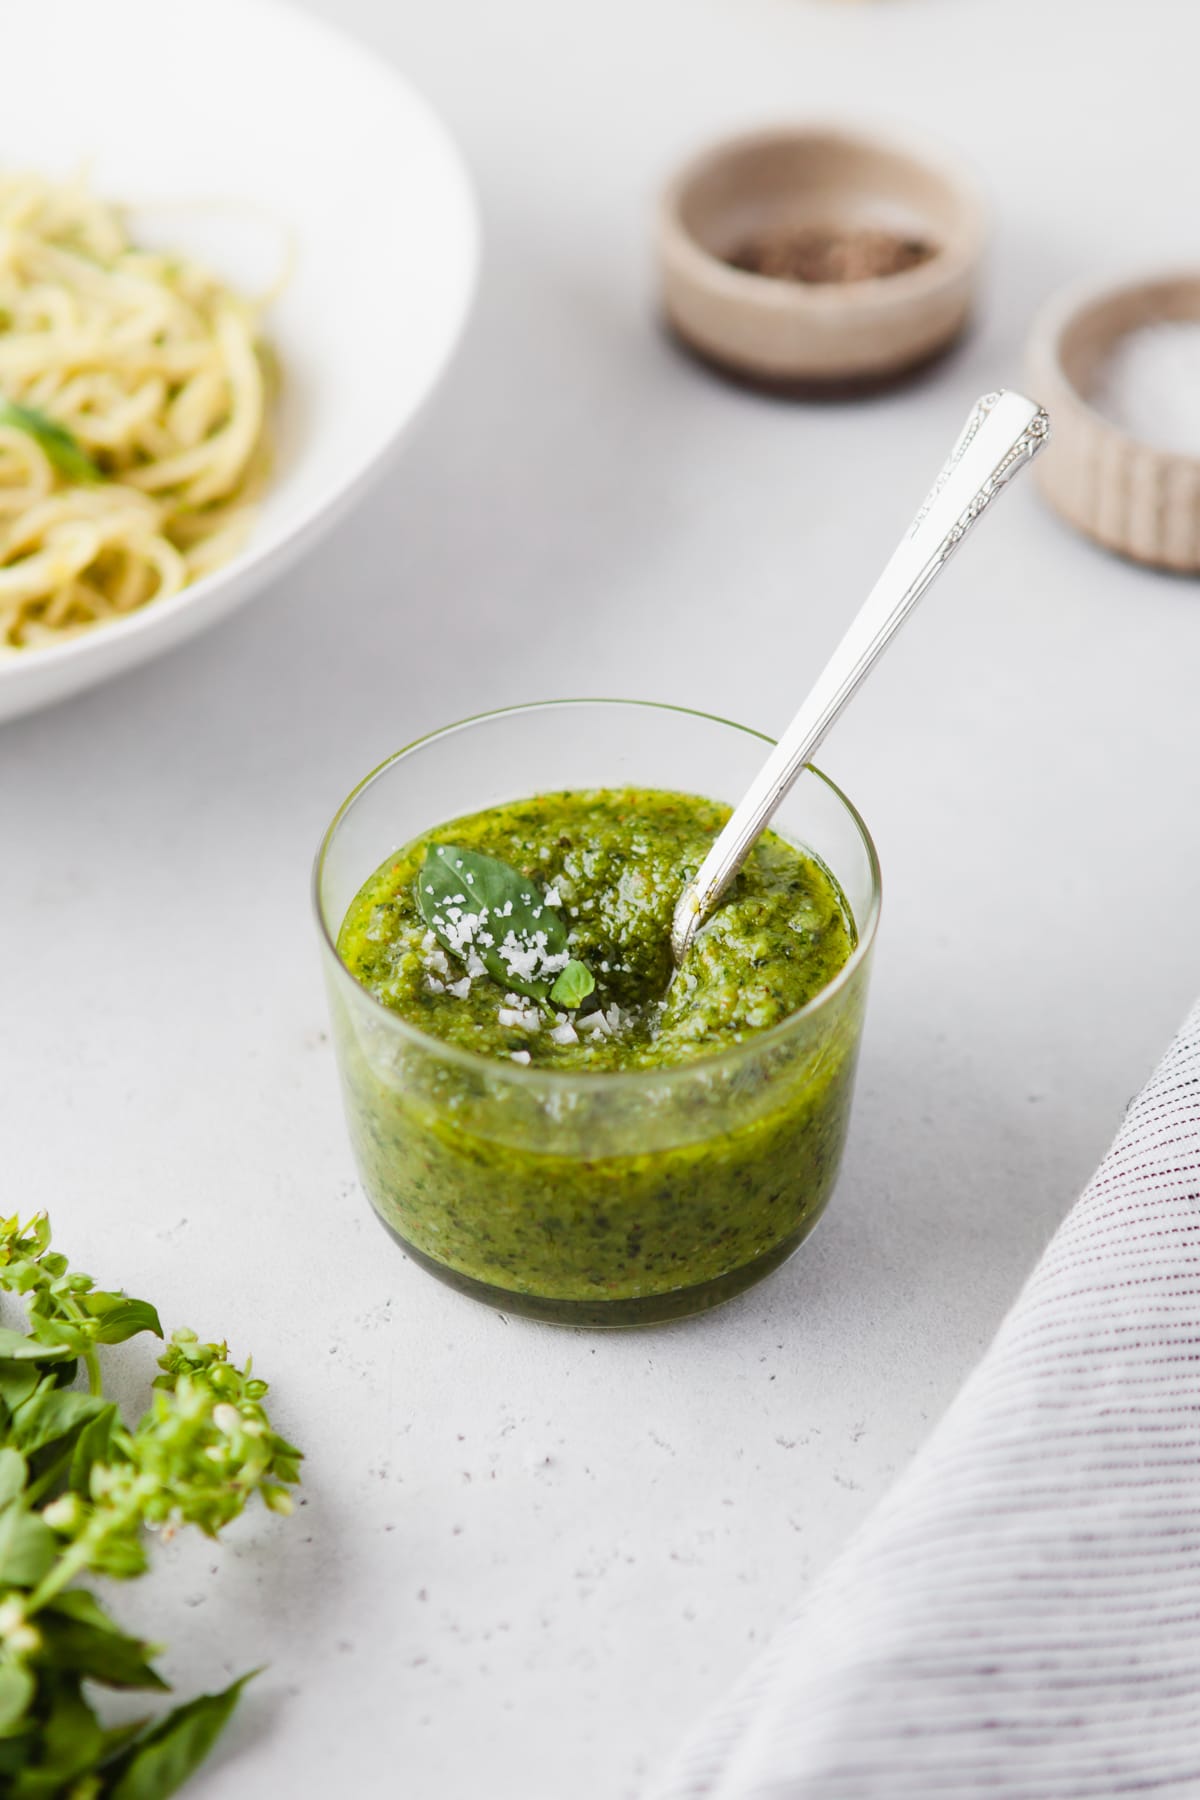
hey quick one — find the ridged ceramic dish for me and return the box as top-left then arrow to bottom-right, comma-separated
1028,274 -> 1200,571
658,123 -> 986,390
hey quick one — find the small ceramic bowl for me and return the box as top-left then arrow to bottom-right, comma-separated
1027,273 -> 1200,571
658,123 -> 986,390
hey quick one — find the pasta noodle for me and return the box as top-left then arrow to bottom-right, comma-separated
0,171 -> 272,653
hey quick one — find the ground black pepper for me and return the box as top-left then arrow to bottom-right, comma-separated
728,224 -> 935,284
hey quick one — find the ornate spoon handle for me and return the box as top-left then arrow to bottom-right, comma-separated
670,389 -> 1051,963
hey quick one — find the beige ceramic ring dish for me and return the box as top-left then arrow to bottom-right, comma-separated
658,123 -> 987,388
1027,274 -> 1200,571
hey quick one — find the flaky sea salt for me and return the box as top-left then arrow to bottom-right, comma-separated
498,1003 -> 540,1031
1092,321 -> 1200,454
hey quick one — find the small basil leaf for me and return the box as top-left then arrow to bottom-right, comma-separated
11,1383 -> 110,1458
0,1446 -> 27,1508
68,1402 -> 119,1494
28,1318 -> 91,1359
41,1591 -> 169,1692
0,1497 -> 59,1586
0,1328 -> 75,1363
85,1296 -> 164,1345
43,1588 -> 119,1627
416,845 -> 589,1005
548,958 -> 596,1010
0,1363 -> 41,1413
107,1670 -> 258,1800
0,400 -> 101,482
0,1664 -> 33,1736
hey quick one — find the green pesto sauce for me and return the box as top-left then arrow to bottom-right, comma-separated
337,788 -> 854,1072
329,788 -> 871,1322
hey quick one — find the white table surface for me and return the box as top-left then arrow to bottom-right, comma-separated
6,0 -> 1200,1794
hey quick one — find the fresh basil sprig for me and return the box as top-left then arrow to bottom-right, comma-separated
0,400 -> 102,483
416,845 -> 595,1010
0,1212 -> 301,1798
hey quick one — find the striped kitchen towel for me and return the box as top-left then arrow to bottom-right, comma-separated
651,999 -> 1200,1798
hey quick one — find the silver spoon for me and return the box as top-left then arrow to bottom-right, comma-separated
670,389 -> 1051,964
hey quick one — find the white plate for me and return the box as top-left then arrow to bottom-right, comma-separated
0,0 -> 478,723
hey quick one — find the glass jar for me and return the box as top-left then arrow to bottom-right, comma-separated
314,700 -> 880,1327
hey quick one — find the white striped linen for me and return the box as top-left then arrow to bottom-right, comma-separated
650,1000 -> 1200,1798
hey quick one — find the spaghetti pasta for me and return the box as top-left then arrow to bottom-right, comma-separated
0,171 -> 272,652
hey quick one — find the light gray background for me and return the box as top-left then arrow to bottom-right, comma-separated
5,0 -> 1200,1794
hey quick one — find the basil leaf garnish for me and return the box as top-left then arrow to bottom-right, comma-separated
416,845 -> 595,1008
549,958 -> 595,1009
0,400 -> 101,483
